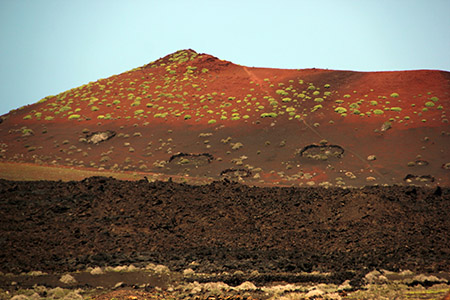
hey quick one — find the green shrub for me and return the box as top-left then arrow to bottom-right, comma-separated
59,106 -> 71,112
425,101 -> 435,107
390,92 -> 399,98
370,100 -> 378,106
390,107 -> 402,112
314,98 -> 324,103
208,119 -> 216,124
261,112 -> 278,118
91,106 -> 99,111
22,128 -> 34,135
276,90 -> 289,96
373,109 -> 384,115
68,114 -> 81,120
311,104 -> 323,112
134,109 -> 145,115
23,115 -> 32,120
184,114 -> 192,120
324,84 -> 330,88
343,94 -> 351,98
282,97 -> 292,102
37,97 -> 49,104
45,116 -> 54,121
335,107 -> 347,114
430,96 -> 439,102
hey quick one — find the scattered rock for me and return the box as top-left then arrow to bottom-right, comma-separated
337,280 -> 352,291
199,133 -> 213,137
183,268 -> 195,276
231,142 -> 244,150
305,288 -> 324,298
203,281 -> 230,292
62,291 -> 83,300
415,159 -> 429,166
366,176 -> 376,182
405,274 -> 449,286
90,267 -> 104,275
153,264 -> 170,274
85,130 -> 116,144
10,296 -> 29,300
221,137 -> 232,144
48,287 -> 66,298
220,168 -> 252,179
112,265 -> 128,272
399,269 -> 414,276
367,155 -> 376,161
404,174 -> 434,183
28,271 -> 46,276
236,281 -> 257,290
345,171 -> 356,179
381,121 -> 392,132
59,274 -> 76,284
113,282 -> 126,289
29,293 -> 41,300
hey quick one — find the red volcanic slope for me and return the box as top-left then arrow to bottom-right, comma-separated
0,49 -> 449,186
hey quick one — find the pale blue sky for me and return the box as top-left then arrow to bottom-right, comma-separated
1,0 -> 449,116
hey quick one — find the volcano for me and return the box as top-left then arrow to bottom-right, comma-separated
0,49 -> 449,186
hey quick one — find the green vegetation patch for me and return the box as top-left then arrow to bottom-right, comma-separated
68,114 -> 81,120
276,90 -> 289,96
261,112 -> 278,118
373,109 -> 384,115
390,107 -> 402,112
335,107 -> 347,114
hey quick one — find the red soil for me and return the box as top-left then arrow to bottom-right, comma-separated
0,49 -> 449,186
